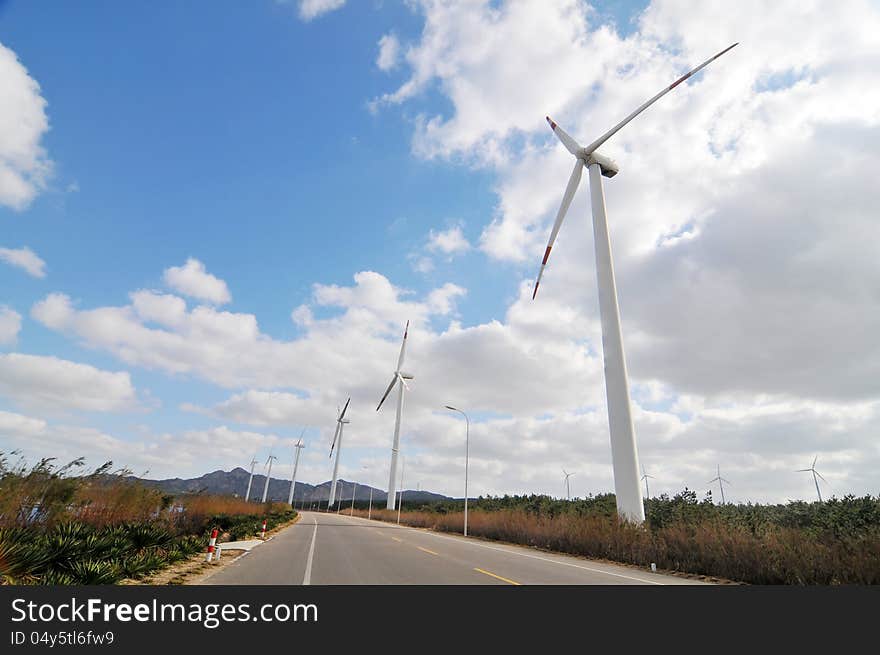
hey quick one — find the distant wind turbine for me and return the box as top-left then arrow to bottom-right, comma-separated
532,43 -> 738,523
244,456 -> 259,502
797,455 -> 828,502
377,320 -> 414,510
287,430 -> 306,506
328,398 -> 351,508
261,453 -> 277,503
707,465 -> 731,505
563,469 -> 574,501
640,465 -> 655,499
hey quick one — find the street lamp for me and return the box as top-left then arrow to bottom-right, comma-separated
445,405 -> 470,537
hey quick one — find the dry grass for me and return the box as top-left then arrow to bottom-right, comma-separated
355,508 -> 880,585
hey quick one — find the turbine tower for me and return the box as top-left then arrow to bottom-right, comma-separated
377,320 -> 414,510
533,43 -> 738,523
708,464 -> 731,505
563,469 -> 574,501
640,465 -> 655,499
797,455 -> 827,502
328,398 -> 351,508
261,453 -> 277,503
287,430 -> 306,506
244,456 -> 259,502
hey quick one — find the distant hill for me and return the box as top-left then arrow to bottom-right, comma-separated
140,467 -> 450,505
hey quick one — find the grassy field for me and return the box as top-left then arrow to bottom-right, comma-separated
0,453 -> 295,584
353,490 -> 880,584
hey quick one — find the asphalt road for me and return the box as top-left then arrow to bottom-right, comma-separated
204,510 -> 706,585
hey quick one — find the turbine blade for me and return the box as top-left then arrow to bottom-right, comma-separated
545,116 -> 582,156
812,455 -> 818,468
581,43 -> 738,156
376,374 -> 398,411
329,422 -> 341,458
815,471 -> 828,483
397,372 -> 410,391
396,320 -> 410,371
532,159 -> 584,299
796,468 -> 811,472
339,397 -> 351,421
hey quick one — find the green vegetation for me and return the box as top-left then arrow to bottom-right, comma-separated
0,453 -> 295,585
356,490 -> 880,584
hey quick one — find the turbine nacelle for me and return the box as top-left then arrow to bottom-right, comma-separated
586,151 -> 619,178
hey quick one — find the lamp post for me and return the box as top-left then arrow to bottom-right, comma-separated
445,405 -> 470,537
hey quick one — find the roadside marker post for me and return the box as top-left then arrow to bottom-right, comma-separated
260,519 -> 267,540
205,528 -> 219,562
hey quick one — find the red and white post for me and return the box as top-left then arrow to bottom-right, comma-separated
260,519 -> 267,540
205,528 -> 219,562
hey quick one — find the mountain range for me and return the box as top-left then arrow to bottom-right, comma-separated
140,467 -> 450,505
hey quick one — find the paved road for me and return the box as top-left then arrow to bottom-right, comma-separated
204,510 -> 706,585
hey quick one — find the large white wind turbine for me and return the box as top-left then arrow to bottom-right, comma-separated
244,455 -> 259,502
708,464 -> 731,505
328,398 -> 351,508
563,469 -> 574,501
287,430 -> 306,506
376,320 -> 414,510
797,455 -> 828,503
640,465 -> 655,499
261,453 -> 277,504
533,43 -> 738,523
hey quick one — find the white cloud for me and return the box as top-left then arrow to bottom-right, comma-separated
297,0 -> 346,22
163,258 -> 231,305
0,246 -> 47,278
377,33 -> 401,72
0,353 -> 137,412
0,42 -> 52,210
426,225 -> 470,255
0,306 -> 21,345
184,391 -> 311,427
130,290 -> 187,328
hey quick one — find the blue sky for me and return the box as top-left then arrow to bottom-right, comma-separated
2,1 -> 878,503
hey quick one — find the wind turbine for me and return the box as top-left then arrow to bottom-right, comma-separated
287,430 -> 306,506
244,456 -> 259,502
261,452 -> 277,503
563,469 -> 574,501
533,43 -> 738,523
640,465 -> 655,499
328,398 -> 351,508
376,320 -> 414,510
797,455 -> 828,502
707,464 -> 731,505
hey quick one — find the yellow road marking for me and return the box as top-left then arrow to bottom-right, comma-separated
474,568 -> 521,585
391,536 -> 402,542
418,546 -> 439,556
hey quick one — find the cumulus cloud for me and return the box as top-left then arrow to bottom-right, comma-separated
0,353 -> 137,412
0,43 -> 52,210
0,246 -> 46,278
0,306 -> 21,345
297,0 -> 346,22
426,225 -> 470,255
0,409 -> 298,481
376,33 -> 401,71
163,258 -> 231,305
